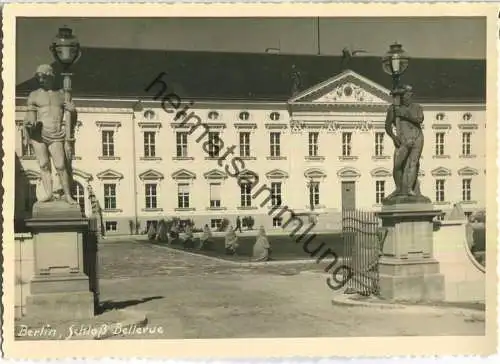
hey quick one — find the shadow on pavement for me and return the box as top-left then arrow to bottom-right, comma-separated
98,296 -> 164,314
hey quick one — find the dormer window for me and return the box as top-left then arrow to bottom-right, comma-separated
208,111 -> 219,120
143,110 -> 155,120
436,113 -> 445,121
270,112 -> 280,121
239,111 -> 250,121
463,112 -> 472,121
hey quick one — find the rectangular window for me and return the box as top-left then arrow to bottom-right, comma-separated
103,183 -> 117,209
208,132 -> 221,158
239,132 -> 251,157
462,178 -> 472,201
105,221 -> 118,232
375,132 -> 384,156
145,183 -> 157,209
25,183 -> 37,211
462,132 -> 471,156
144,131 -> 156,157
102,130 -> 115,157
21,128 -> 35,157
176,132 -> 188,157
309,182 -> 320,207
271,182 -> 282,206
270,132 -> 281,157
375,180 -> 385,204
240,183 -> 252,207
308,132 -> 319,157
177,183 -> 190,208
435,179 -> 445,202
342,132 -> 352,157
209,183 -> 221,207
211,219 -> 222,230
272,217 -> 282,227
435,132 -> 445,156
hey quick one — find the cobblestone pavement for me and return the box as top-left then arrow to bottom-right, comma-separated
93,239 -> 485,339
98,239 -> 324,279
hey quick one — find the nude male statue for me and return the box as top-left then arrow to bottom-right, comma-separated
23,64 -> 78,204
384,85 -> 425,200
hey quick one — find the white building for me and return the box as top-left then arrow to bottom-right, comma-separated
15,48 -> 486,234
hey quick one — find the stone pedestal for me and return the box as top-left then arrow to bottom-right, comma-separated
376,203 -> 445,302
25,201 -> 97,319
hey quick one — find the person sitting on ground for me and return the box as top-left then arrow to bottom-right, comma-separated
198,224 -> 213,250
225,224 -> 239,255
252,225 -> 272,262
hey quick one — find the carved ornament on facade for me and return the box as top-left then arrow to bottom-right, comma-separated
356,120 -> 373,133
316,82 -> 381,104
290,120 -> 305,134
323,121 -> 340,134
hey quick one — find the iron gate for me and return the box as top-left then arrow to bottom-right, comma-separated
342,209 -> 385,296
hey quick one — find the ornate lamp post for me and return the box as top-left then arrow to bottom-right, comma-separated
374,43 -> 444,302
49,26 -> 81,160
382,42 -> 409,92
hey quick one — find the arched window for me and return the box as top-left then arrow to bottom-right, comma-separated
208,111 -> 219,120
435,113 -> 445,121
270,112 -> 280,121
143,109 -> 155,120
239,111 -> 250,121
72,181 -> 85,214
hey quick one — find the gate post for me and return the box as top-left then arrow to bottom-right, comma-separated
376,203 -> 445,301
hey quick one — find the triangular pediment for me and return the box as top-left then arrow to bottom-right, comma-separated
370,167 -> 391,178
172,168 -> 196,180
96,169 -> 124,180
266,169 -> 289,179
203,169 -> 227,180
458,167 -> 479,176
304,168 -> 327,179
431,167 -> 452,177
139,169 -> 164,181
289,70 -> 391,105
337,167 -> 361,179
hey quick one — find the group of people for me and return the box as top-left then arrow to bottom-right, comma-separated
224,223 -> 272,262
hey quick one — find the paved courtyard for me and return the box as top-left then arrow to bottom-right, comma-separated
89,238 -> 486,339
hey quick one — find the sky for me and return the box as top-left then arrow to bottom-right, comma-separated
16,17 -> 486,83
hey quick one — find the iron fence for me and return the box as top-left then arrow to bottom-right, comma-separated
342,209 -> 383,296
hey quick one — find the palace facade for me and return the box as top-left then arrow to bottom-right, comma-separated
14,48 -> 486,234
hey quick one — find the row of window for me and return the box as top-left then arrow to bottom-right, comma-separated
19,128 -> 477,160
144,109 -> 282,122
98,178 -> 475,211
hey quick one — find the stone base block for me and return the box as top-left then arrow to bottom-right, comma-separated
378,259 -> 445,302
26,291 -> 95,320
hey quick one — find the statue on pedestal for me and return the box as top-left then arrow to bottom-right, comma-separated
23,64 -> 78,205
383,85 -> 431,205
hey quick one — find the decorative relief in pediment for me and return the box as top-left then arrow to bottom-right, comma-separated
314,82 -> 387,104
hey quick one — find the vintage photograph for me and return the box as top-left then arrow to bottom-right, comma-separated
1,3 -> 498,359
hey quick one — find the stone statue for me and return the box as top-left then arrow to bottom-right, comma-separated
23,64 -> 78,205
383,85 -> 431,204
252,225 -> 271,262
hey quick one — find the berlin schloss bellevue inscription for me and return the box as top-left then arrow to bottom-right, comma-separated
383,85 -> 431,204
23,64 -> 78,205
